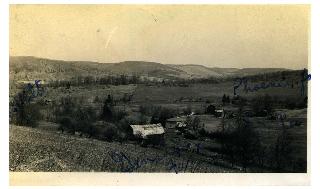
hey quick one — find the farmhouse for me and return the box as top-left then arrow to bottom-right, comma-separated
130,123 -> 165,139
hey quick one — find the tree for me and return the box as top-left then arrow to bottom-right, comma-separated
75,106 -> 97,137
102,126 -> 117,142
252,94 -> 272,116
192,117 -> 201,131
221,107 -> 262,171
185,116 -> 201,132
11,89 -> 41,127
24,103 -> 42,127
101,96 -> 114,121
105,94 -> 113,105
272,117 -> 293,172
59,116 -> 75,134
226,96 -> 230,104
185,116 -> 193,129
150,107 -> 177,127
222,94 -> 227,105
206,105 -> 216,115
94,96 -> 100,103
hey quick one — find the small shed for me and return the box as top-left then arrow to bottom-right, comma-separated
176,122 -> 187,128
215,109 -> 224,118
166,117 -> 186,129
176,122 -> 187,132
130,123 -> 165,139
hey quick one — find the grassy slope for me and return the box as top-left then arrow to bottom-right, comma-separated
9,125 -> 236,172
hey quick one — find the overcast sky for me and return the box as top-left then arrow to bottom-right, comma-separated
10,5 -> 309,69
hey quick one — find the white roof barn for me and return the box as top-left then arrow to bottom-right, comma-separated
130,123 -> 165,139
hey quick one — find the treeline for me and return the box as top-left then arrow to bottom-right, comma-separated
44,75 -> 199,88
34,69 -> 308,89
46,75 -> 140,88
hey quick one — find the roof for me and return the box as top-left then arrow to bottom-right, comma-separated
166,117 -> 186,122
177,122 -> 187,128
130,123 -> 165,139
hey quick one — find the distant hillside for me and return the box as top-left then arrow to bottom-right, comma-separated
9,56 -> 288,83
168,64 -> 224,78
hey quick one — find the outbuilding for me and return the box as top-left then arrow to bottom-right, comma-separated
130,123 -> 165,146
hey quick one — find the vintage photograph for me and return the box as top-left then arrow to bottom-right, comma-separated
9,5 -> 309,174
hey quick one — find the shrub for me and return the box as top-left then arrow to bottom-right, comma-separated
205,105 -> 216,115
94,96 -> 100,103
283,97 -> 307,110
112,108 -> 128,122
184,129 -> 199,140
183,105 -> 192,115
59,116 -> 76,134
186,116 -> 201,131
21,103 -> 42,127
198,128 -> 226,139
73,106 -> 97,136
150,106 -> 177,127
117,113 -> 148,135
251,94 -> 272,116
101,95 -> 114,121
142,135 -> 165,147
102,126 -> 117,142
139,105 -> 150,115
54,96 -> 77,122
101,104 -> 113,121
10,89 -> 42,127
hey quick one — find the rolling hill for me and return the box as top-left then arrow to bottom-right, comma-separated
9,56 -> 288,83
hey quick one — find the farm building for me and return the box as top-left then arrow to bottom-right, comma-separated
215,109 -> 224,118
130,123 -> 165,146
130,123 -> 165,139
166,116 -> 188,133
166,117 -> 186,129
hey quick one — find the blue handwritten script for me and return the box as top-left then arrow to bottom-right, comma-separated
108,143 -> 204,173
23,80 -> 45,102
300,70 -> 311,96
108,150 -> 159,172
172,142 -> 203,157
233,70 -> 311,96
233,78 -> 289,95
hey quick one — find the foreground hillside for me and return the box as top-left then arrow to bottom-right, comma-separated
9,125 -> 237,173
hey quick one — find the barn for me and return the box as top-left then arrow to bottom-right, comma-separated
130,123 -> 165,138
130,123 -> 165,146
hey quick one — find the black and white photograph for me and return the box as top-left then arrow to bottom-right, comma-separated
7,3 -> 313,186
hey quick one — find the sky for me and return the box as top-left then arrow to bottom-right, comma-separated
10,5 -> 309,69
